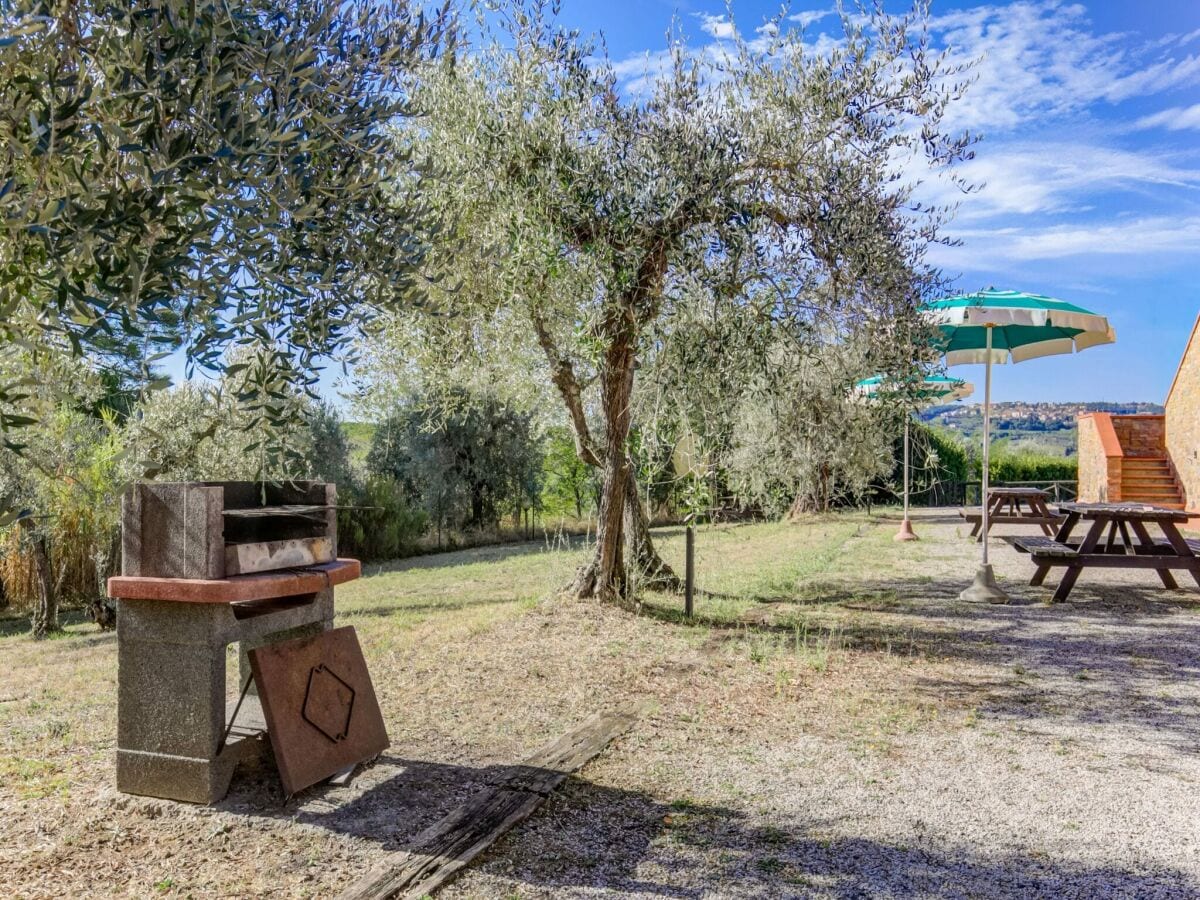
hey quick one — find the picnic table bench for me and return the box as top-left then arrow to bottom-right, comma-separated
960,487 -> 1063,541
1014,502 -> 1200,602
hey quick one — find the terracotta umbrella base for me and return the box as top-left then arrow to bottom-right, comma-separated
894,518 -> 919,542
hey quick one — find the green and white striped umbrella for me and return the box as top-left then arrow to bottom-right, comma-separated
925,289 -> 1115,364
855,374 -> 974,404
856,374 -> 974,542
923,288 -> 1115,601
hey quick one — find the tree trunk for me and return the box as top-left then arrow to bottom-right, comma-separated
568,321 -> 681,601
623,473 -> 681,591
570,318 -> 638,602
88,530 -> 118,631
569,449 -> 629,602
470,487 -> 484,529
788,492 -> 816,518
20,519 -> 60,639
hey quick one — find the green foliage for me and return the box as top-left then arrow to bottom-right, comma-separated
986,449 -> 1077,484
0,0 -> 440,466
923,424 -> 1077,483
923,427 -> 971,483
905,425 -> 1077,506
898,421 -> 970,506
0,405 -> 124,615
540,426 -> 597,519
337,477 -> 427,562
366,392 -> 543,531
341,422 -> 376,468
724,340 -> 900,515
367,0 -> 974,593
306,403 -> 356,493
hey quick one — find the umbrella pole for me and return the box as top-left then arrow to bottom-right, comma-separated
982,334 -> 991,567
961,325 -> 1008,602
895,417 -> 917,541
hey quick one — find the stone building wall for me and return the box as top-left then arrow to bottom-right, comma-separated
1077,413 -> 1117,502
1165,315 -> 1200,512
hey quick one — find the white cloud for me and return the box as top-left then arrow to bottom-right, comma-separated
788,8 -> 833,29
605,1 -> 1200,285
608,48 -> 675,99
919,142 -> 1200,218
1134,103 -> 1200,132
613,2 -> 1199,133
928,2 -> 1200,132
698,14 -> 737,41
932,215 -> 1200,269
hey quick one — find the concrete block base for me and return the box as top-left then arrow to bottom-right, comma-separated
116,591 -> 333,804
959,564 -> 1010,604
117,741 -> 248,805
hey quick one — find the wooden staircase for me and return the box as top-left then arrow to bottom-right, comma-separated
1118,456 -> 1186,510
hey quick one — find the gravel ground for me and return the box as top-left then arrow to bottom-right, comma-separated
2,510 -> 1199,898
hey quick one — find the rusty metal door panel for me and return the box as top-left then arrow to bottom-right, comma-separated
250,626 -> 389,795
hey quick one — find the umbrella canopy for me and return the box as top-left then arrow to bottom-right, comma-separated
855,374 -> 975,404
926,289 -> 1115,364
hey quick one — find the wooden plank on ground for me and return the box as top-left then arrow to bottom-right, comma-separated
338,708 -> 639,900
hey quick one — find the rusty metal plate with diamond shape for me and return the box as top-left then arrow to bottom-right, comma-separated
249,626 -> 389,795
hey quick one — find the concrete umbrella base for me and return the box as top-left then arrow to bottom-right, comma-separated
959,564 -> 1010,603
893,518 -> 919,542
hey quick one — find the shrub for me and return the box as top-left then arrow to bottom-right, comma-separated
540,426 -> 598,519
337,478 -> 428,562
366,392 -> 543,532
987,449 -> 1077,483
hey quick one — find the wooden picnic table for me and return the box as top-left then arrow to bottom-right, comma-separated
960,487 -> 1062,542
1014,502 -> 1200,602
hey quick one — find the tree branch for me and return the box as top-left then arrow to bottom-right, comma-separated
529,307 -> 602,468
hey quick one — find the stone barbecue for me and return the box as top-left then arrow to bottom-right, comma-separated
108,481 -> 367,804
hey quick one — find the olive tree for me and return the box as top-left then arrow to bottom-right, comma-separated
723,337 -> 901,515
0,0 -> 441,471
375,0 -> 972,602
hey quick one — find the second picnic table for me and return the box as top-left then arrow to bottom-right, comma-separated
960,486 -> 1062,542
1014,502 -> 1200,602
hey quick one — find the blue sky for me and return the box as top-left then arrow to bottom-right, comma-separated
571,0 -> 1200,403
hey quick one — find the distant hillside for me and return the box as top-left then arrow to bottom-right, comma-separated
919,402 -> 1164,457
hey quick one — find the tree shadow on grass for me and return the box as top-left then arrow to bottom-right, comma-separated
0,607 -> 99,639
222,755 -> 1200,898
338,594 -> 525,622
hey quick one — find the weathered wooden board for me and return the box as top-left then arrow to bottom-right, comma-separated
225,536 -> 335,576
338,708 -> 639,900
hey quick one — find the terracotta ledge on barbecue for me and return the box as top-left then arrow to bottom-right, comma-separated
108,559 -> 361,604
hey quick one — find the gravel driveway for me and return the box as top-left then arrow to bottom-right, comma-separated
443,509 -> 1200,899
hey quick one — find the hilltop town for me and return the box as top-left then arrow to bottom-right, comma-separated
921,401 -> 1165,455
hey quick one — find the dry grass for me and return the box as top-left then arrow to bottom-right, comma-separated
2,511 -> 1199,898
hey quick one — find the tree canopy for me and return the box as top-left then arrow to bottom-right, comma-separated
0,0 -> 442,469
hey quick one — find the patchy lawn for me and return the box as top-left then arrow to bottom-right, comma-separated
2,511 -> 1200,898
